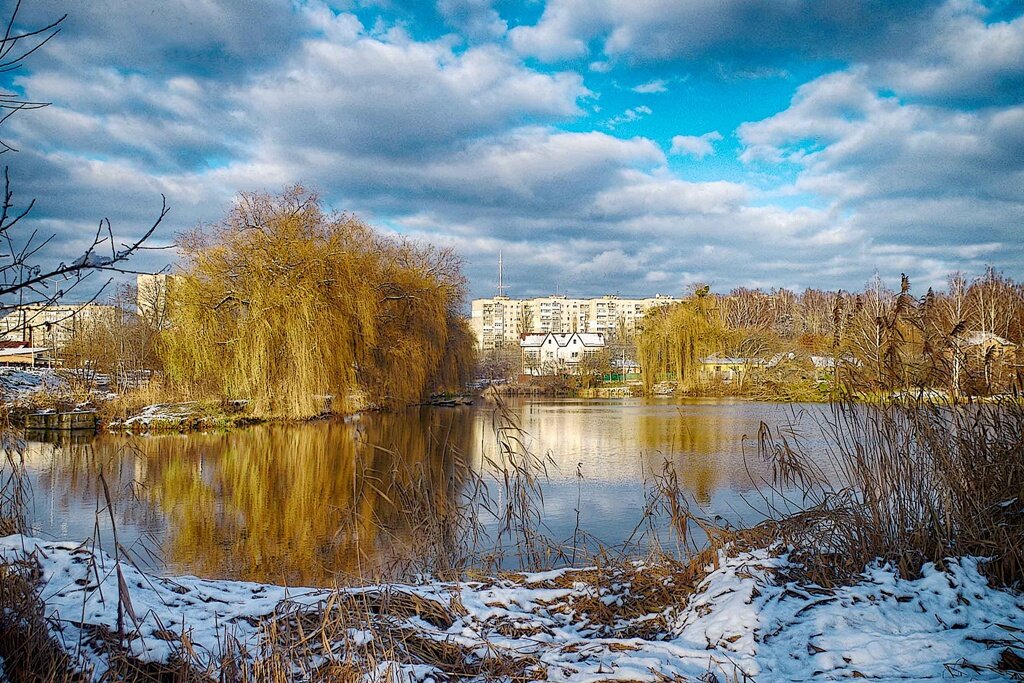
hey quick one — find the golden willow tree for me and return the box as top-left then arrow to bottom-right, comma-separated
637,293 -> 727,393
161,188 -> 474,418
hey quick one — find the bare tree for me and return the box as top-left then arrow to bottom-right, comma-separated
968,265 -> 1020,339
943,272 -> 972,398
0,2 -> 167,339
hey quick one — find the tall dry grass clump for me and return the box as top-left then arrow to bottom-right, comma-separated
161,187 -> 475,418
760,398 -> 1024,587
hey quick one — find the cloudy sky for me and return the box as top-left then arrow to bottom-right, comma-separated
3,0 -> 1023,301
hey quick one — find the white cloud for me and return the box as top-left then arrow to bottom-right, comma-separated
15,0 -> 306,76
240,20 -> 590,156
736,67 -> 1024,281
592,170 -> 748,217
869,1 -> 1024,104
6,0 -> 1023,301
605,105 -> 652,128
738,70 -> 1024,205
669,131 -> 723,158
509,0 -> 941,64
632,79 -> 668,93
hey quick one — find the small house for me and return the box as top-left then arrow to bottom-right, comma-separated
699,355 -> 751,383
521,332 -> 605,375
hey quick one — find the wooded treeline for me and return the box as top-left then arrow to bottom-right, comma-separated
637,270 -> 1024,398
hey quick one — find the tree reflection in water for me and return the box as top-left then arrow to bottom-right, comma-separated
30,408 -> 476,586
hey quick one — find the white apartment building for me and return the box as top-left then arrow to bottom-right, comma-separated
136,273 -> 174,328
471,294 -> 677,351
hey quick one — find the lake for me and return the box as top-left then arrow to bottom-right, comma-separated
17,398 -> 828,585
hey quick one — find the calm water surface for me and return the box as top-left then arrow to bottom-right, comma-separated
20,398 -> 827,584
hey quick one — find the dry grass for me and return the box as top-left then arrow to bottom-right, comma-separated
757,397 -> 1024,587
0,559 -> 86,682
260,588 -> 543,682
93,381 -> 182,424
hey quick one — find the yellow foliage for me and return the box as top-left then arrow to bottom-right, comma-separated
161,187 -> 473,418
636,296 -> 726,393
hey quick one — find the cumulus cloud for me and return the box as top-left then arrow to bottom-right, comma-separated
242,33 -> 589,156
868,1 -> 1024,105
737,67 -> 1024,277
592,171 -> 748,217
738,70 -> 1024,205
12,0 -> 307,77
510,0 -> 942,64
4,0 -> 1022,301
670,131 -> 723,159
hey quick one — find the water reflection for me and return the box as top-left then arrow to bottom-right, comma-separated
26,409 -> 476,585
21,399 -> 817,585
499,399 -> 786,502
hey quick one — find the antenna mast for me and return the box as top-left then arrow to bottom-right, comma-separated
497,251 -> 507,297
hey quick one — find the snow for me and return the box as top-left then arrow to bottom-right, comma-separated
0,367 -> 63,399
1,535 -> 1022,681
71,253 -> 114,268
118,402 -> 200,427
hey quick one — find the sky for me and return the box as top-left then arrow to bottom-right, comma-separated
2,0 -> 1023,302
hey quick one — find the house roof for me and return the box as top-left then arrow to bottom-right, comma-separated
519,332 -> 605,348
960,331 -> 1016,348
0,346 -> 46,357
575,333 -> 605,347
520,334 -> 548,347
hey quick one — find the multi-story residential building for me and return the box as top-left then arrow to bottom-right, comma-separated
0,303 -> 118,349
136,273 -> 174,328
471,294 -> 677,351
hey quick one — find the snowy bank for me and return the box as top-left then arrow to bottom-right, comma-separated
1,535 -> 1022,681
0,367 -> 63,401
108,401 -> 254,432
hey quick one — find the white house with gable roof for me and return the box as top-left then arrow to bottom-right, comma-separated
520,332 -> 605,375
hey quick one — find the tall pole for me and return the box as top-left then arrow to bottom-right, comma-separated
497,250 -> 507,297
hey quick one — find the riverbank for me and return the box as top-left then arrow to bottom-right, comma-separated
1,534 -> 1021,681
1,367 -> 486,434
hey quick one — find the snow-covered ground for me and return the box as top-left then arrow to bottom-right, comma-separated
2,535 -> 1022,681
0,367 -> 64,400
108,401 -> 249,431
116,401 -> 200,429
